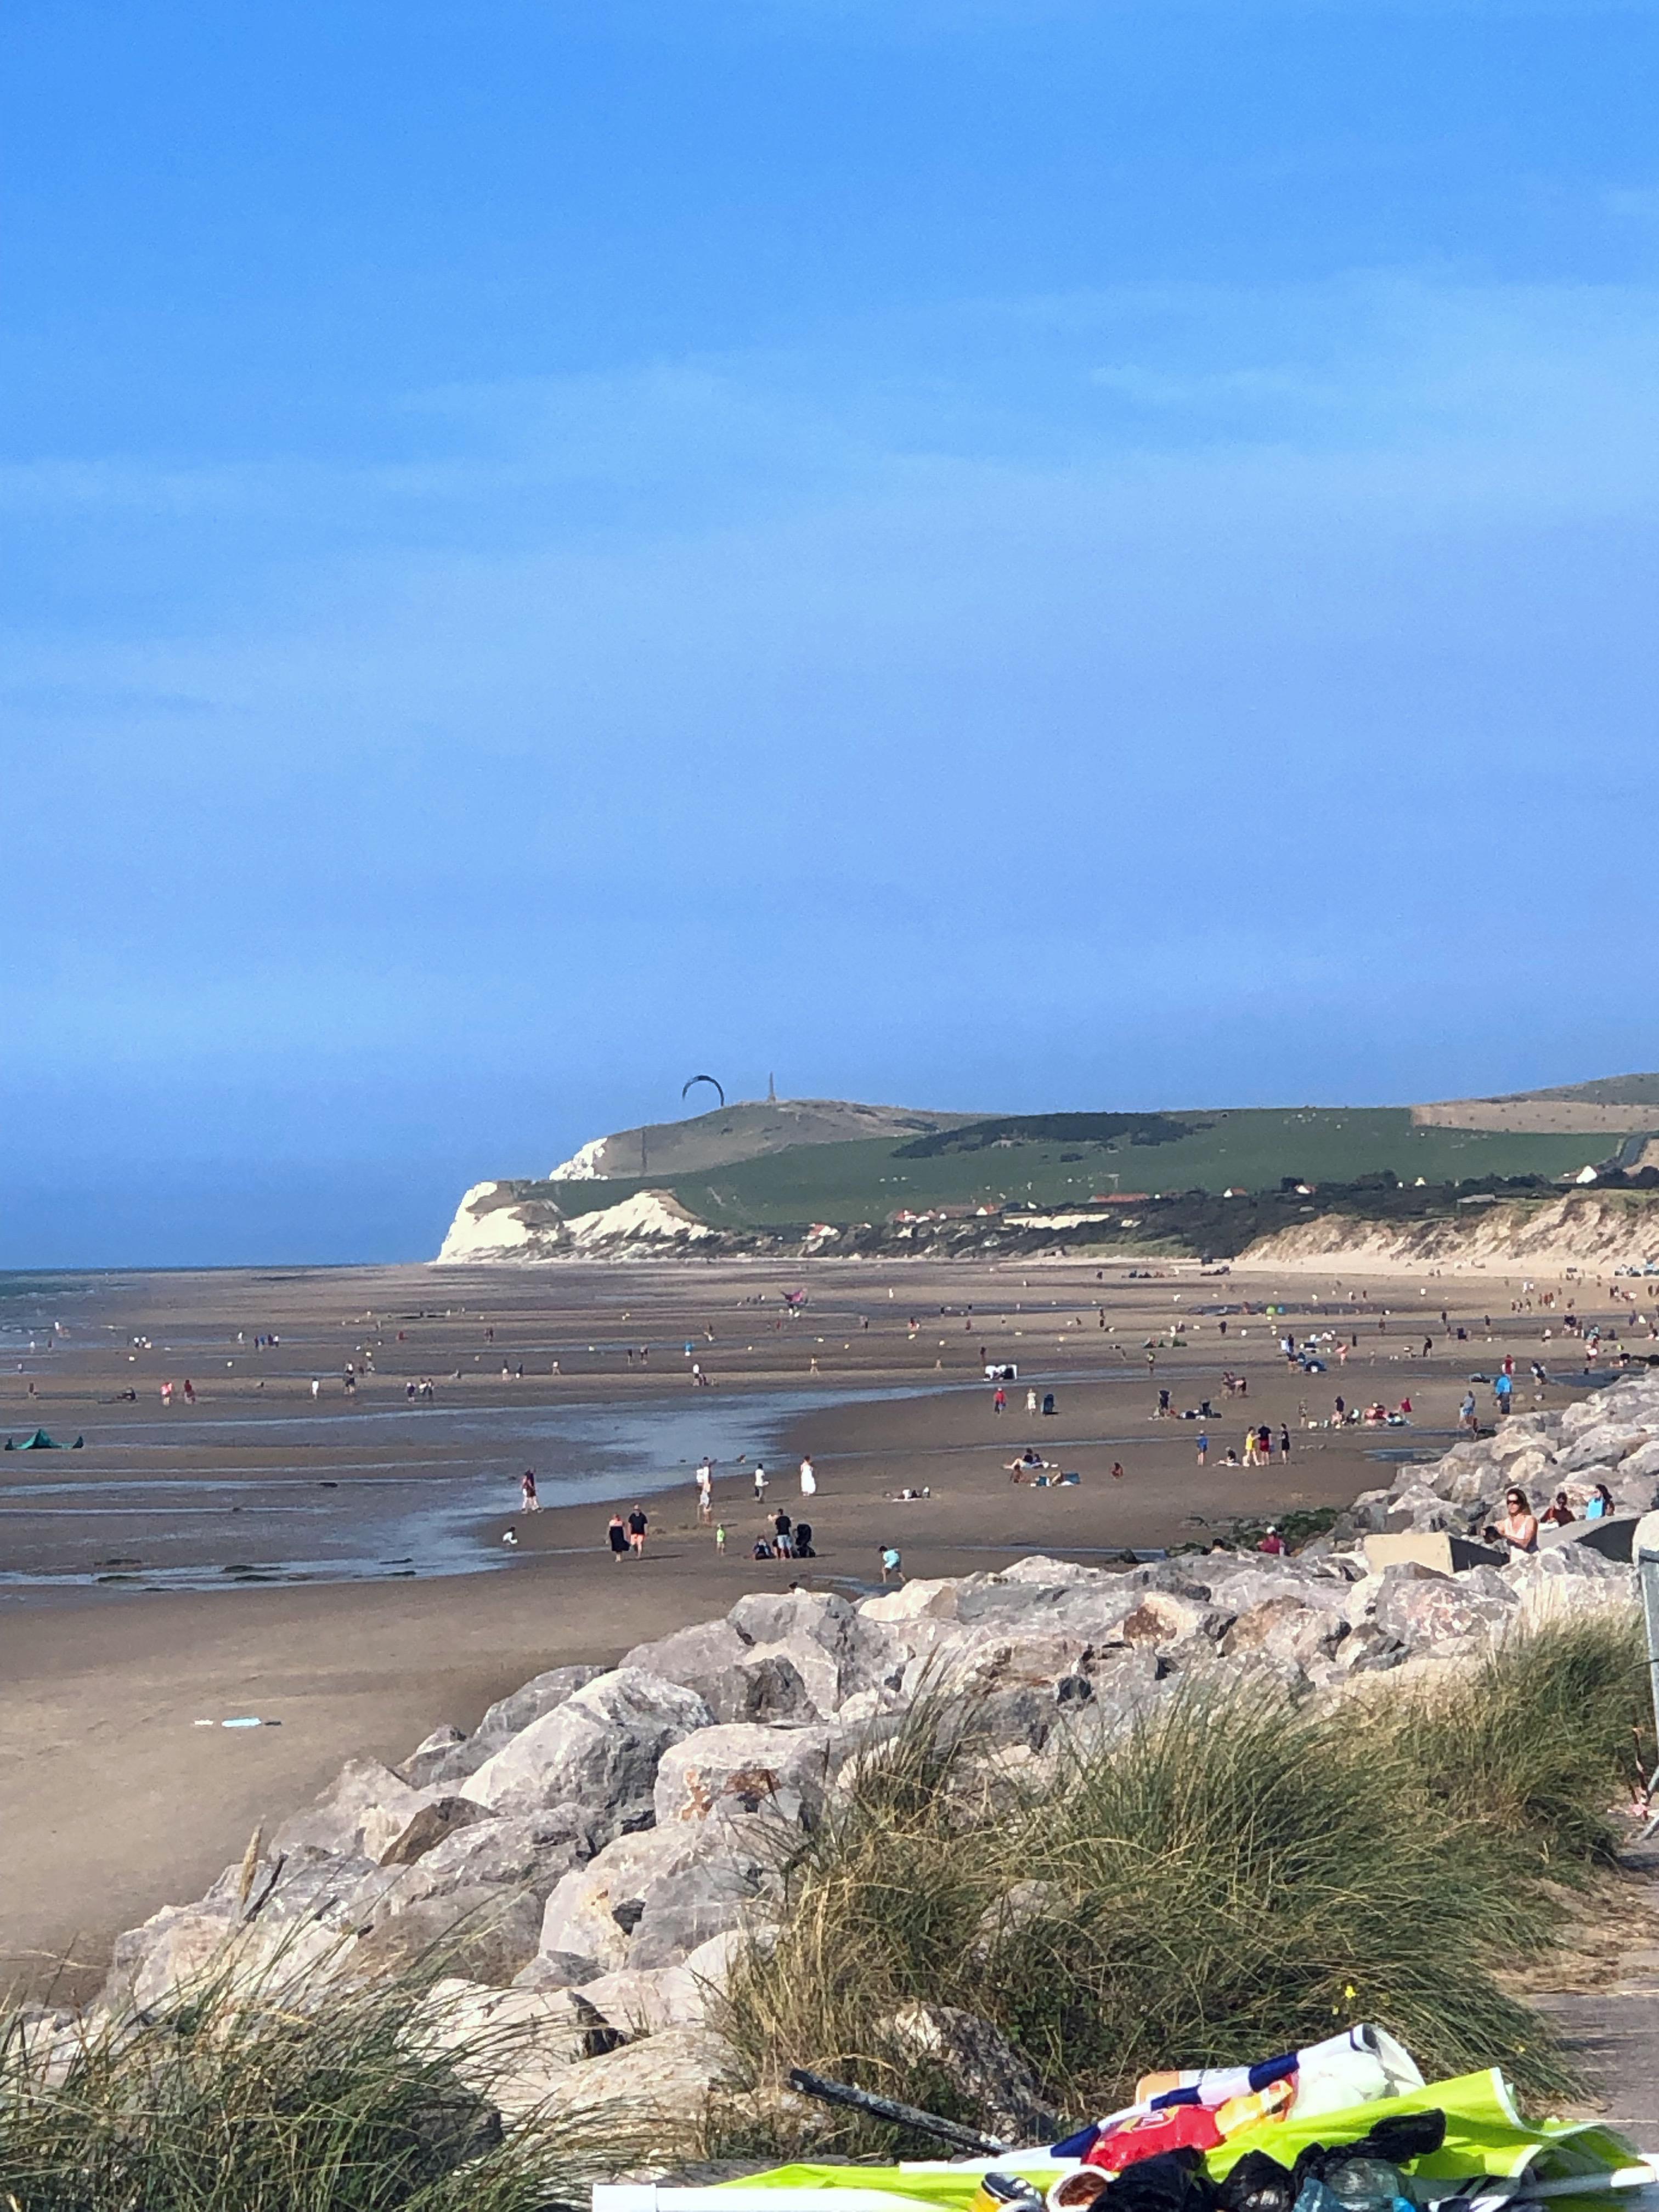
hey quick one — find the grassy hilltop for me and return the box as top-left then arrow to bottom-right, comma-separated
532,1101 -> 1631,1233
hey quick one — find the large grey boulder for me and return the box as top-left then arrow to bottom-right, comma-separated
343,1885 -> 544,1988
538,1820 -> 772,1974
414,1666 -> 606,1786
272,1759 -> 435,1864
511,1948 -> 605,1991
461,1668 -> 713,1830
1043,1649 -> 1169,1758
579,1929 -> 743,2033
730,1589 -> 902,1712
622,1621 -> 753,1712
399,1726 -> 469,1788
1558,1423 -> 1656,1476
379,1796 -> 496,1867
654,1722 -> 838,1830
1374,1564 -> 1519,1650
725,1649 -> 822,1723
382,1805 -> 595,1910
531,2021 -> 736,2128
1506,1543 -> 1632,1624
410,1979 -> 623,2116
1116,1588 -> 1233,1649
1223,1595 -> 1349,1669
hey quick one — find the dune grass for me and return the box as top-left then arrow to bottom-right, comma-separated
0,1955 -> 633,2212
4,1616 -> 1647,2194
719,1611 -> 1651,2151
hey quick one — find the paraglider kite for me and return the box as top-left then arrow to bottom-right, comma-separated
681,1074 -> 725,1109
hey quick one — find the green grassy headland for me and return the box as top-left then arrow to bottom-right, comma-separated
529,1107 -> 1620,1231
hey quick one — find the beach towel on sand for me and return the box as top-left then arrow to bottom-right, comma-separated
721,2073 -> 1642,2212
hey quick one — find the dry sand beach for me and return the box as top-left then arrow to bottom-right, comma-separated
2,1254 -> 1645,1995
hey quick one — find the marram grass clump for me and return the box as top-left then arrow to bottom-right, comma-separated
0,1951 -> 640,2212
718,1610 -> 1650,2152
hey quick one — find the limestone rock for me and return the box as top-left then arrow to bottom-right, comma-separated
1506,1543 -> 1632,1625
399,1726 -> 469,1789
532,2021 -> 736,2130
654,1722 -> 838,1829
272,1758 -> 435,1865
461,1668 -> 713,1829
343,1884 -> 544,1988
424,1666 -> 606,1786
1558,1424 -> 1656,1476
1374,1564 -> 1519,1649
861,1578 -> 960,1623
411,1978 -> 623,2116
622,1621 -> 753,1713
539,1820 -> 771,1975
726,1649 -> 822,1723
579,1931 -> 742,2033
379,1796 -> 496,1867
1223,1595 -> 1348,1669
386,1805 -> 595,1908
511,1948 -> 604,1991
1117,1589 -> 1230,1649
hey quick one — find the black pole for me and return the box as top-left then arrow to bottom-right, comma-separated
786,2068 -> 1006,2154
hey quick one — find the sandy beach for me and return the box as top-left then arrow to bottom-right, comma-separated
1,1253 -> 1630,1996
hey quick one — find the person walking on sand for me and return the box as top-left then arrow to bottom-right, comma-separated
627,1504 -> 649,1556
521,1469 -> 540,1512
799,1454 -> 816,1498
715,1521 -> 727,1554
994,1386 -> 1006,1414
1026,1387 -> 1038,1414
1197,1431 -> 1208,1465
753,1463 -> 768,1502
607,1513 -> 629,1561
695,1458 -> 713,1520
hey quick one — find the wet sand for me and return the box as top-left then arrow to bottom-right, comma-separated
0,1254 -> 1627,1995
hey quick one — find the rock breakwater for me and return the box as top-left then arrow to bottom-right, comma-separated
22,1376 -> 1659,2131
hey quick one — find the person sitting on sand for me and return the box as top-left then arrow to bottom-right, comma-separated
1485,1487 -> 1539,1556
1542,1491 -> 1575,1527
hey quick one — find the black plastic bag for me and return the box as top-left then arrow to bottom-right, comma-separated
1101,2149 -> 1221,2212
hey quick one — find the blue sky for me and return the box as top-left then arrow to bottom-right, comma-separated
4,1 -> 1658,1267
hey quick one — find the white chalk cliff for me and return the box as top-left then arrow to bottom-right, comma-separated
435,1182 -> 712,1263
